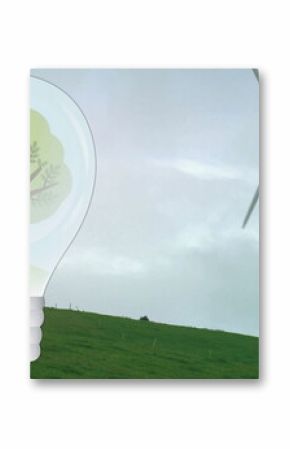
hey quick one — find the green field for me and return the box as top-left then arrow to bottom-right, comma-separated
31,308 -> 259,379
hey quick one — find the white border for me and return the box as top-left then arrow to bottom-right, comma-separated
0,1 -> 288,448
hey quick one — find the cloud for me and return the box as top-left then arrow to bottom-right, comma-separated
174,224 -> 259,253
153,157 -> 257,185
65,249 -> 146,276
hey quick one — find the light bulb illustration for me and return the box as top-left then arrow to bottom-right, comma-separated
30,76 -> 96,361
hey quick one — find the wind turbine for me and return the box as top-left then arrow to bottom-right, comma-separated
242,69 -> 259,228
242,186 -> 259,228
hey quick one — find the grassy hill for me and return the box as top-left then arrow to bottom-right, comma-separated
31,308 -> 259,379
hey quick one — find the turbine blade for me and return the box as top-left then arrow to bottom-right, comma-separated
242,186 -> 259,228
241,71 -> 259,229
252,69 -> 259,82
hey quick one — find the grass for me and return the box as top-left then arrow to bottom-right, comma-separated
31,307 -> 259,379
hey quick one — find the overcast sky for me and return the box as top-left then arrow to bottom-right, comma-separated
32,69 -> 259,336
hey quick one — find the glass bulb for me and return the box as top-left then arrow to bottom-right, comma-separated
30,76 -> 96,361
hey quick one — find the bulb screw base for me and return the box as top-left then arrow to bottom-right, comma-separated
30,297 -> 44,361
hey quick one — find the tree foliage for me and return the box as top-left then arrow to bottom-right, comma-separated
30,110 -> 72,223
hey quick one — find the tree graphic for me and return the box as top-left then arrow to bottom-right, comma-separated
30,110 -> 72,223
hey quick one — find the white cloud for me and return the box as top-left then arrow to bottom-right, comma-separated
65,249 -> 146,276
98,255 -> 145,276
153,157 -> 257,185
175,159 -> 240,180
175,225 -> 215,251
175,224 -> 258,252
